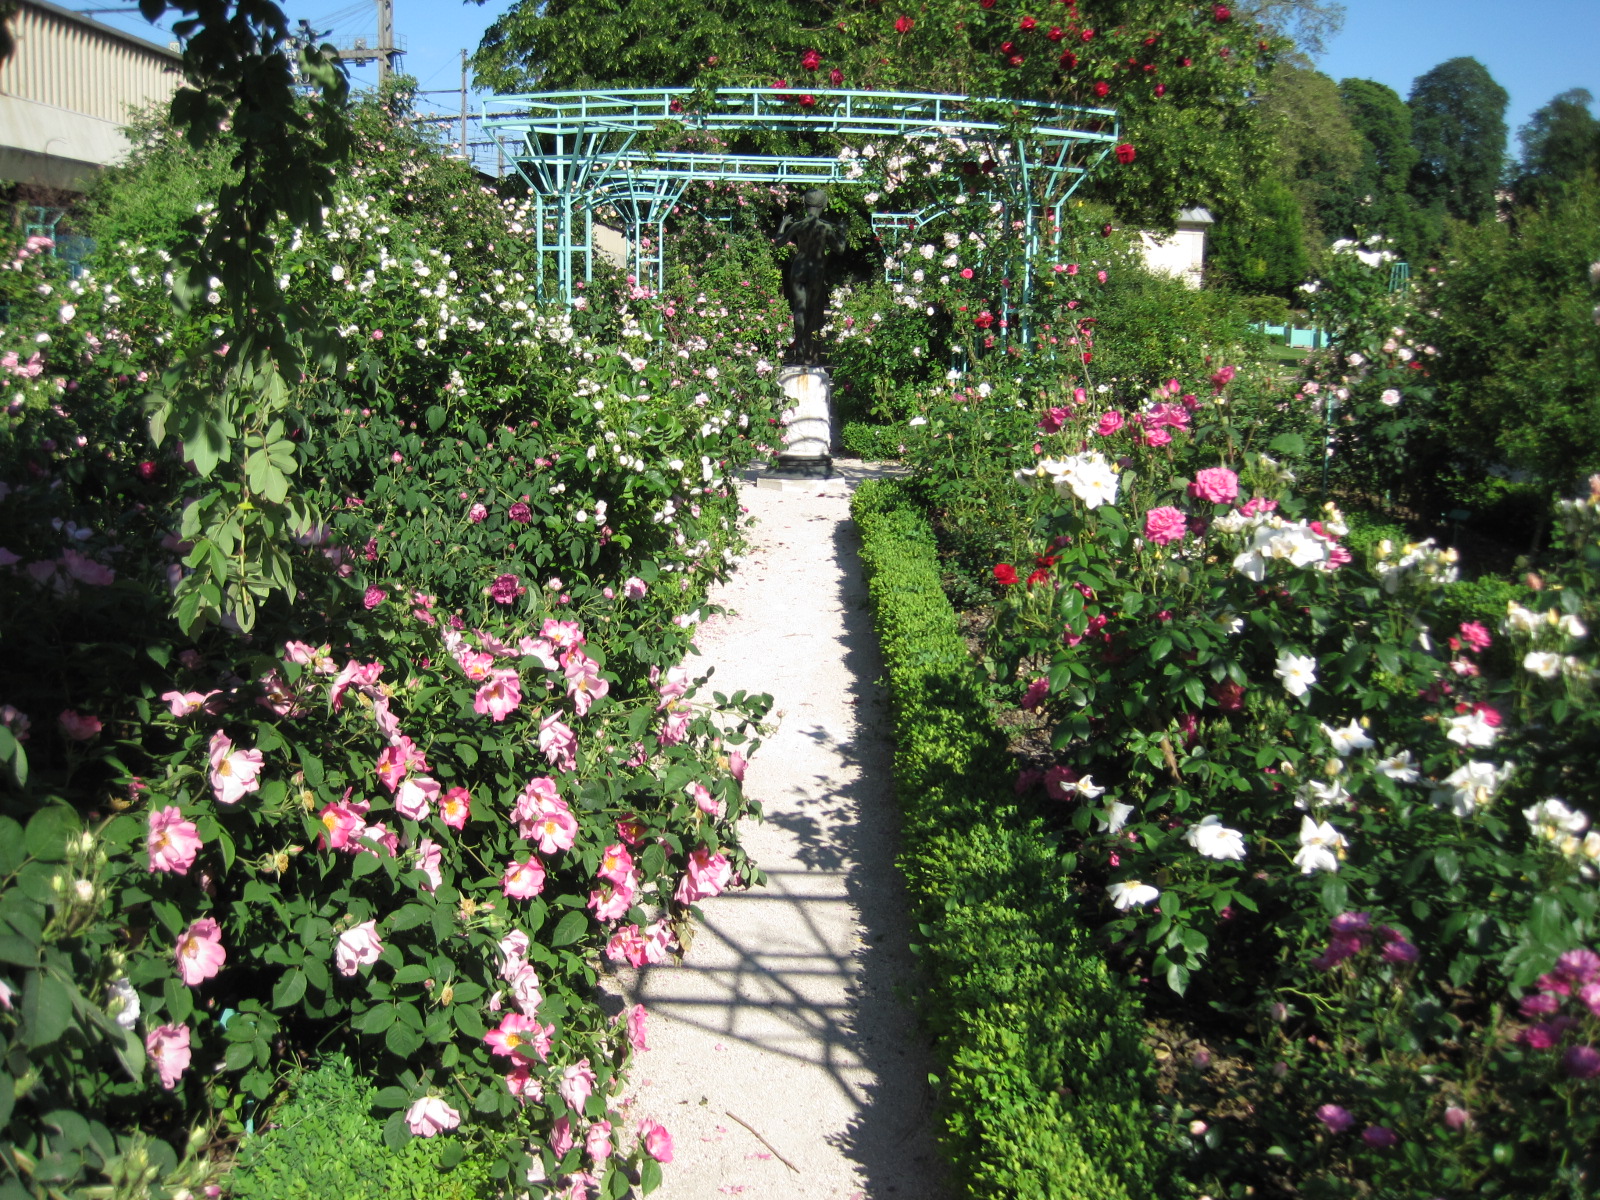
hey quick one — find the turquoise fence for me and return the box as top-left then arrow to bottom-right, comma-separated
1247,322 -> 1330,350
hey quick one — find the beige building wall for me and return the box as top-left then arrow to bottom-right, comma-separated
1137,207 -> 1214,289
0,0 -> 181,190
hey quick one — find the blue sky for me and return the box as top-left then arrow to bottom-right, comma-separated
90,0 -> 1600,157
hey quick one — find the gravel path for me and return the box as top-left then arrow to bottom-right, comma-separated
608,464 -> 948,1200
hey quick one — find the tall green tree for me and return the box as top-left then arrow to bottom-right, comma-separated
1206,174 -> 1309,297
1257,64 -> 1362,252
1406,56 -> 1509,225
1512,88 -> 1600,208
1322,77 -> 1429,261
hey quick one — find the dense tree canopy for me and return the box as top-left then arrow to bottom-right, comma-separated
1406,56 -> 1508,225
1512,88 -> 1600,209
1256,65 -> 1361,247
470,0 -> 1284,229
1318,77 -> 1430,260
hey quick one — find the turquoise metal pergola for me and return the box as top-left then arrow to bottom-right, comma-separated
481,87 -> 1120,316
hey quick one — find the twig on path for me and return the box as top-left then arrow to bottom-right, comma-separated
724,1110 -> 800,1173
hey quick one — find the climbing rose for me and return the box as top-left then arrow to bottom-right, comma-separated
800,48 -> 821,70
474,668 -> 523,722
503,857 -> 547,899
1189,467 -> 1239,505
175,918 -> 226,986
58,709 -> 101,740
1114,142 -> 1136,163
627,1003 -> 649,1050
829,67 -> 844,85
1144,506 -> 1188,546
640,1120 -> 674,1163
208,731 -> 263,805
406,1096 -> 462,1137
334,920 -> 383,975
540,712 -> 578,771
894,14 -> 913,32
363,586 -> 386,609
439,785 -> 471,829
146,1024 -> 191,1090
490,573 -> 526,604
675,846 -> 732,904
147,806 -> 201,875
560,1059 -> 598,1113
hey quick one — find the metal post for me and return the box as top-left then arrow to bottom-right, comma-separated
460,51 -> 468,159
376,0 -> 395,84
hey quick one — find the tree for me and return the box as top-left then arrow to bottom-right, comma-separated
1234,0 -> 1345,61
1256,65 -> 1363,252
1321,77 -> 1430,261
1206,175 -> 1310,297
1512,88 -> 1600,209
1406,56 -> 1508,225
472,0 -> 1284,231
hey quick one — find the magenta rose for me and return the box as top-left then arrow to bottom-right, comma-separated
1188,467 -> 1239,505
508,501 -> 533,524
1144,506 -> 1188,546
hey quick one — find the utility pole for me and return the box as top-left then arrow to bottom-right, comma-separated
332,0 -> 402,83
460,50 -> 468,160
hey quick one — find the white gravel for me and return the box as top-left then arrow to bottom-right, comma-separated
608,465 -> 948,1200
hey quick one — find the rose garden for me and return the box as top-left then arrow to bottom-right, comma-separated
2,2 -> 1599,1198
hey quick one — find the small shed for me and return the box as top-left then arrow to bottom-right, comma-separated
1137,206 -> 1213,289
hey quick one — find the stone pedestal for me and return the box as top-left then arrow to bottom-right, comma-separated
774,365 -> 833,478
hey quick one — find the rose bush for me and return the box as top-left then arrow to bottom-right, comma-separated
0,100 -> 781,1198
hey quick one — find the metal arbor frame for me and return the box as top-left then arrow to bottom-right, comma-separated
481,87 -> 1120,315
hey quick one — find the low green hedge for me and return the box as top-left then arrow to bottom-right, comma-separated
851,480 -> 1169,1199
840,421 -> 907,460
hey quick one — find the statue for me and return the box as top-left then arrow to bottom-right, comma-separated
774,189 -> 845,367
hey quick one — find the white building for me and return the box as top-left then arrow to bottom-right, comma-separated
0,0 -> 181,191
1137,206 -> 1213,289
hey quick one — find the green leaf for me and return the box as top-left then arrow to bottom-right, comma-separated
385,1022 -> 424,1058
271,969 -> 307,1010
1433,848 -> 1461,886
373,1085 -> 412,1110
0,935 -> 37,967
164,977 -> 194,1024
1268,432 -> 1305,456
550,910 -> 589,947
22,971 -> 73,1048
640,1157 -> 663,1194
25,806 -> 81,863
382,1110 -> 412,1152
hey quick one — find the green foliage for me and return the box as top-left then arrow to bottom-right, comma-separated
226,1056 -> 499,1200
1323,78 -> 1432,262
1207,176 -> 1311,297
1512,88 -> 1600,211
1257,65 -> 1364,252
852,479 -> 1166,1200
1407,56 -> 1510,227
839,422 -> 906,460
1416,179 -> 1600,501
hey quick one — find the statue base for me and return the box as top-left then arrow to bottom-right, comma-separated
776,366 -> 833,476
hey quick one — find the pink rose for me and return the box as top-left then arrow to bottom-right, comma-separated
503,857 -> 547,899
640,1119 -> 674,1163
674,846 -> 732,905
439,786 -> 471,829
550,1115 -> 574,1158
598,842 -> 634,887
1315,1104 -> 1355,1133
395,776 -> 441,822
160,690 -> 214,717
687,782 -> 724,818
728,750 -> 748,782
564,650 -> 609,717
627,1003 -> 649,1051
318,798 -> 368,851
175,918 -> 226,986
1020,677 -> 1050,710
1095,410 -> 1124,436
1188,467 -> 1239,505
586,1118 -> 613,1163
334,920 -> 383,976
363,586 -> 387,610
623,576 -> 648,599
485,1012 -> 551,1059
58,709 -> 102,741
1458,621 -> 1492,653
559,1058 -> 597,1114
406,1096 -> 461,1137
589,880 -> 635,922
1144,506 -> 1188,546
539,712 -> 578,772
468,503 -> 488,523
146,1023 -> 192,1089
148,806 -> 202,875
474,668 -> 523,723
208,730 -> 264,805
415,838 -> 443,892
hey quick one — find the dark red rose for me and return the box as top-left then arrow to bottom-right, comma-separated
801,48 -> 821,70
994,563 -> 1020,585
1114,142 -> 1136,164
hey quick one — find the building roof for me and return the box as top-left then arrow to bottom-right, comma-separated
20,0 -> 181,63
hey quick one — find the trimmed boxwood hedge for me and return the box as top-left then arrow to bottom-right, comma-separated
852,478 -> 1170,1199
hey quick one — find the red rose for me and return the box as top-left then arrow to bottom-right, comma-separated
798,94 -> 816,108
137,460 -> 159,481
772,77 -> 789,88
829,67 -> 844,84
1046,25 -> 1063,39
1059,50 -> 1077,68
1020,14 -> 1037,29
669,97 -> 684,112
1093,80 -> 1109,97
980,0 -> 996,8
1213,4 -> 1231,19
1114,142 -> 1136,164
1008,54 -> 1024,66
994,564 -> 1020,585
801,48 -> 821,70
894,14 -> 913,32
974,311 -> 996,329
1180,56 -> 1192,66
1001,40 -> 1015,51
1154,83 -> 1166,97
1026,568 -> 1051,587
1080,27 -> 1094,41
1081,351 -> 1092,364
